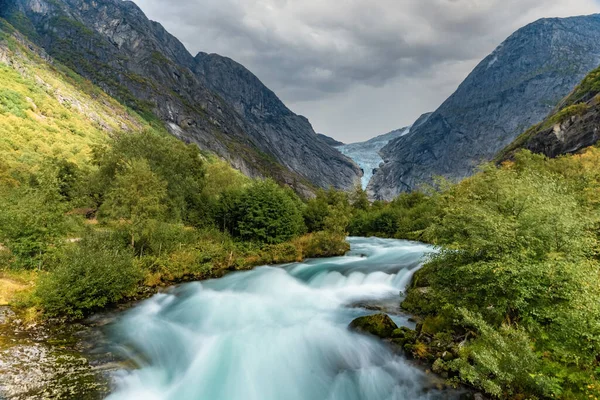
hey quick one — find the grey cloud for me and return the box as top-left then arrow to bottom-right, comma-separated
133,0 -> 600,141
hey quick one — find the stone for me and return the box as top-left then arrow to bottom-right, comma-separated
348,313 -> 398,339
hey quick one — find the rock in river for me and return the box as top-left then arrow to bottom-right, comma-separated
348,313 -> 398,338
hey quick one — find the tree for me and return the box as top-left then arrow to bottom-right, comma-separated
92,131 -> 207,225
99,159 -> 168,248
219,179 -> 305,244
350,183 -> 370,211
0,171 -> 67,269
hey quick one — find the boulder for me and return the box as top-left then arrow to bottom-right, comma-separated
348,313 -> 398,338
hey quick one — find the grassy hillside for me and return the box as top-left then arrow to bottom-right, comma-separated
0,20 -> 152,171
0,20 -> 349,318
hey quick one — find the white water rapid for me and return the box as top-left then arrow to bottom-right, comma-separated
105,237 -> 461,400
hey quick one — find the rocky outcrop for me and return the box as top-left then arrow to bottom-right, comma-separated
498,66 -> 600,160
371,15 -> 600,200
1,0 -> 360,193
193,53 -> 360,189
348,313 -> 398,338
316,134 -> 344,147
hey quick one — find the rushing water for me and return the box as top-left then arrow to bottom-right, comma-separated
105,237 -> 460,400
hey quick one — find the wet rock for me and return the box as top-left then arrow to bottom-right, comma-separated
348,313 -> 398,338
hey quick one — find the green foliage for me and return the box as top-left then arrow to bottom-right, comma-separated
217,179 -> 306,244
448,310 -> 564,398
99,159 -> 168,247
402,150 -> 600,399
564,65 -> 600,106
0,176 -> 67,268
547,102 -> 589,126
0,88 -> 29,117
304,188 -> 351,234
349,191 -> 436,239
91,131 -> 208,225
35,232 -> 142,319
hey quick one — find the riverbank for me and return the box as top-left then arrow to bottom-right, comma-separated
0,232 -> 351,399
103,237 -> 465,399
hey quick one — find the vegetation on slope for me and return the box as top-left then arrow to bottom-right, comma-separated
340,149 -> 600,399
0,21 -> 349,320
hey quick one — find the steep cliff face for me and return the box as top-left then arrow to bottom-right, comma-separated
316,134 -> 344,147
498,66 -> 600,160
193,53 -> 360,189
0,0 -> 360,192
370,15 -> 600,200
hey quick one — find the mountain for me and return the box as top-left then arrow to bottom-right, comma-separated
0,18 -> 151,173
337,113 -> 431,190
0,0 -> 360,194
497,66 -> 600,160
370,15 -> 600,200
316,134 -> 344,147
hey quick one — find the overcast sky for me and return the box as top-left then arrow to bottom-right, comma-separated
133,0 -> 600,143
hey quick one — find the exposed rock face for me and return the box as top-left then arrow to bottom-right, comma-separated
370,15 -> 600,200
521,109 -> 600,157
316,134 -> 344,147
348,313 -> 398,338
193,53 -> 360,189
1,0 -> 360,193
498,66 -> 600,160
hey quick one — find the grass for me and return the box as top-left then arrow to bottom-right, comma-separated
0,270 -> 37,306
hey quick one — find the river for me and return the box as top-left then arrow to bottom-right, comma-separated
102,237 -> 462,400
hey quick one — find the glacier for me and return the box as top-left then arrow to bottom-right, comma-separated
337,127 -> 411,190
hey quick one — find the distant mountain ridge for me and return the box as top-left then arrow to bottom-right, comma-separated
316,134 -> 344,147
0,0 -> 360,194
370,14 -> 600,200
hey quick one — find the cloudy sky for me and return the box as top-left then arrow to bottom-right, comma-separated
133,0 -> 600,143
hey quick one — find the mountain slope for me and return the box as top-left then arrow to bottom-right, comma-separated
0,19 -> 149,171
193,52 -> 360,189
497,66 -> 600,160
370,15 -> 600,200
316,134 -> 344,147
0,0 -> 360,193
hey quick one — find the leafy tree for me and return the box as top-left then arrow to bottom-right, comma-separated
0,173 -> 67,268
350,183 -> 370,211
218,179 -> 305,244
91,131 -> 207,225
99,159 -> 168,248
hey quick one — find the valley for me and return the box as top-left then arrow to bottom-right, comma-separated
1,1 -> 600,399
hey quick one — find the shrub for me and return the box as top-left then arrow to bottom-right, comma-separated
0,180 -> 67,268
217,179 -> 306,244
91,131 -> 208,225
35,233 -> 142,319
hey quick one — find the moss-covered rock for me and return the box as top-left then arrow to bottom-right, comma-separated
390,326 -> 417,346
348,313 -> 398,338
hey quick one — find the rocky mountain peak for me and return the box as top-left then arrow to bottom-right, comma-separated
370,14 -> 600,200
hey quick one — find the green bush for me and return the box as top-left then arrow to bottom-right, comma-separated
0,178 -> 67,268
91,131 -> 208,225
401,151 -> 600,398
0,87 -> 30,117
217,179 -> 306,244
36,233 -> 142,319
348,191 -> 436,239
